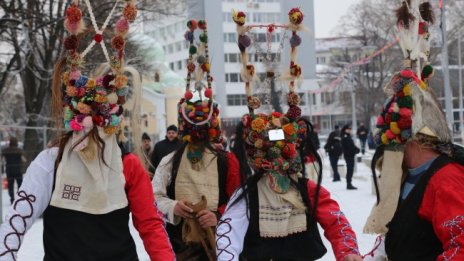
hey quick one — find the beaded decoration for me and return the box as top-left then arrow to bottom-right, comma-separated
233,8 -> 307,193
61,0 -> 137,137
178,20 -> 222,167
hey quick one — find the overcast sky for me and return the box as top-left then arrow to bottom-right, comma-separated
314,0 -> 361,39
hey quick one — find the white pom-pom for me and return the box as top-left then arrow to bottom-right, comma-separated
82,116 -> 93,128
107,93 -> 118,104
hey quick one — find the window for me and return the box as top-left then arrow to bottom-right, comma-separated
177,61 -> 182,70
312,93 -> 316,105
317,57 -> 326,64
168,44 -> 174,54
176,42 -> 182,52
223,12 -> 232,22
230,73 -> 239,82
228,53 -> 238,63
227,94 -> 247,106
253,13 -> 263,23
154,71 -> 161,82
225,73 -> 241,82
224,54 -> 228,62
170,62 -> 175,70
224,33 -> 236,43
254,33 -> 267,43
298,93 -> 306,106
229,33 -> 237,43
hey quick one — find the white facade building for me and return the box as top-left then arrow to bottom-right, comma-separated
142,0 -> 318,134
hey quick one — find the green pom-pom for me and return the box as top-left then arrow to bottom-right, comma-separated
267,147 -> 281,159
397,96 -> 413,108
392,113 -> 400,121
189,45 -> 197,55
199,33 -> 208,43
64,106 -> 74,121
422,65 -> 434,79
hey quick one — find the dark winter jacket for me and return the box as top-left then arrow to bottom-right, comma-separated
356,126 -> 368,141
341,133 -> 360,158
150,138 -> 182,171
2,146 -> 23,176
324,130 -> 342,157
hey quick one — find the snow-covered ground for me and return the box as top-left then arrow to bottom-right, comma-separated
1,150 -> 379,260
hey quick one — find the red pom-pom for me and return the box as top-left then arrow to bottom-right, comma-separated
376,115 -> 385,126
385,129 -> 396,140
92,115 -> 104,126
204,88 -> 213,98
187,20 -> 198,30
66,5 -> 82,23
123,4 -> 138,23
397,116 -> 412,129
272,112 -> 282,118
111,36 -> 125,50
208,128 -> 217,138
282,143 -> 297,158
94,34 -> 103,43
400,69 -> 414,78
64,35 -> 79,50
399,108 -> 412,118
385,113 -> 392,124
184,91 -> 193,100
286,106 -> 301,119
198,20 -> 207,30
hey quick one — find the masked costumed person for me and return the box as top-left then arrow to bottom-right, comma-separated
363,1 -> 464,260
216,9 -> 363,261
0,1 -> 174,260
152,20 -> 241,261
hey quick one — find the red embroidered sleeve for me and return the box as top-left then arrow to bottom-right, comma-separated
123,154 -> 175,261
217,152 -> 241,215
308,180 -> 360,261
418,163 -> 464,261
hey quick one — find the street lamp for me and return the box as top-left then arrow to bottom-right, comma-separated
334,61 -> 357,133
458,28 -> 464,144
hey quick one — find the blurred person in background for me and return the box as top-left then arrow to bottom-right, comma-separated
341,125 -> 360,190
1,137 -> 24,204
150,125 -> 181,173
324,125 -> 343,182
356,123 -> 368,155
141,132 -> 154,178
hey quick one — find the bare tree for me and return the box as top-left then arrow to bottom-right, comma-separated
330,0 -> 404,128
0,0 -> 185,163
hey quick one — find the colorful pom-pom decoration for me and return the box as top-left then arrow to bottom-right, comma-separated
187,20 -> 198,31
184,91 -> 193,100
288,8 -> 304,25
204,88 -> 213,98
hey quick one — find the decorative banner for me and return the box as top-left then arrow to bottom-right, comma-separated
312,37 -> 399,94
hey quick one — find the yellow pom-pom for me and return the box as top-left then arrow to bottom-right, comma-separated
381,133 -> 389,144
403,84 -> 412,96
390,122 -> 401,135
86,78 -> 97,89
183,135 -> 191,142
95,94 -> 107,103
62,72 -> 69,83
419,81 -> 427,90
275,141 -> 285,149
104,126 -> 119,135
114,75 -> 128,89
